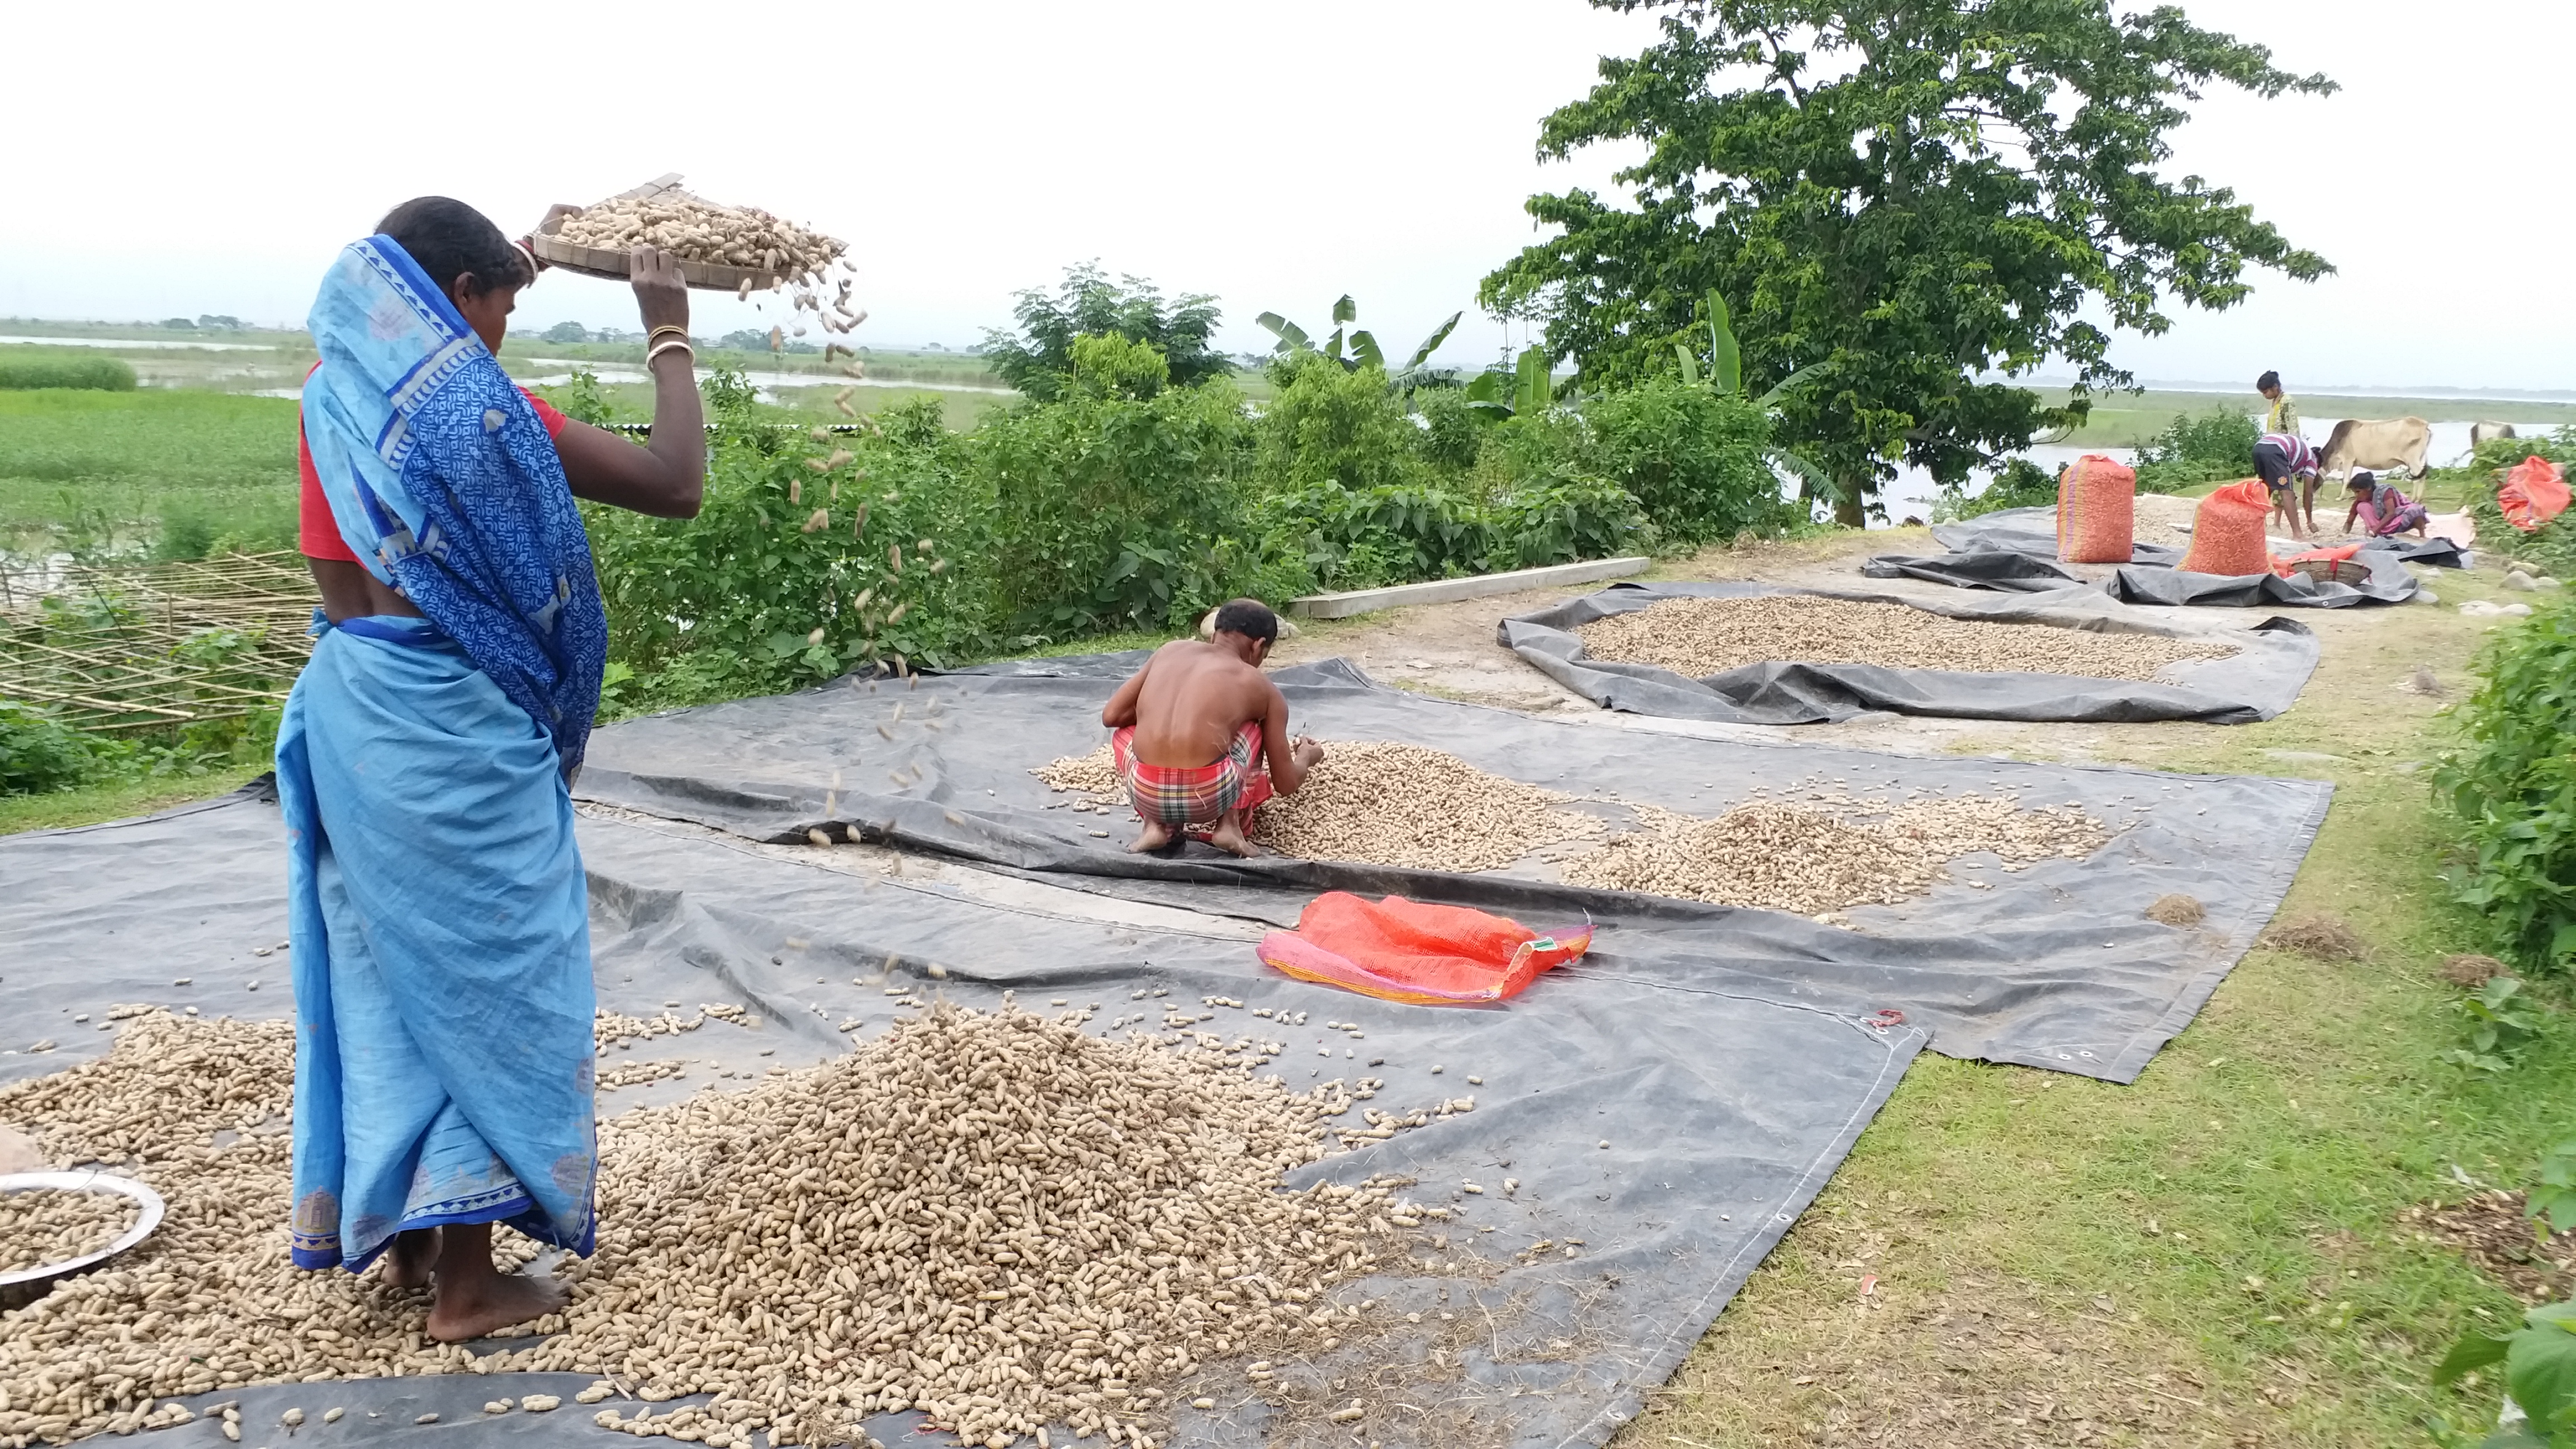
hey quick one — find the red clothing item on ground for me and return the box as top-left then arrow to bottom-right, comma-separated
296,367 -> 570,561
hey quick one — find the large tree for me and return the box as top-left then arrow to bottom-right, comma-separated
982,263 -> 1232,402
1481,0 -> 2334,523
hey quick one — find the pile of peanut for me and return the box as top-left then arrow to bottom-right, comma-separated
0,1006 -> 1412,1449
1575,595 -> 2238,680
0,1185 -> 139,1276
1561,790 -> 2111,915
1033,741 -> 1601,873
555,192 -> 844,282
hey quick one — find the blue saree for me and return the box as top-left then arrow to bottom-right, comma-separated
281,236 -> 603,1272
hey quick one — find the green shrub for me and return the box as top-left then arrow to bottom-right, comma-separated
1411,387 -> 1484,475
973,348 -> 1265,638
2432,593 -> 2576,976
1257,482 -> 1496,589
0,700 -> 99,795
1579,377 -> 1778,544
154,505 -> 217,561
2461,428 -> 2576,580
0,354 -> 138,391
1254,356 -> 1432,494
2133,406 -> 2257,493
587,370 -> 988,695
1933,457 -> 2057,522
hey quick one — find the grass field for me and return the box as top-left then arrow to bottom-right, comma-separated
0,389 -> 299,553
2045,386 -> 2576,449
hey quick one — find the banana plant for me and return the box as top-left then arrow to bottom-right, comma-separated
1257,296 -> 1464,391
1676,288 -> 1835,501
1463,347 -> 1555,422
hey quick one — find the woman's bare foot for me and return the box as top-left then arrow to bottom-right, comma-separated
383,1227 -> 439,1290
1126,820 -> 1174,853
425,1222 -> 568,1343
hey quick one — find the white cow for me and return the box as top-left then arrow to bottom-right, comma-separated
2318,417 -> 2432,481
2471,420 -> 2518,448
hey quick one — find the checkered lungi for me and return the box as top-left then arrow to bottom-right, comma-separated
1112,721 -> 1273,826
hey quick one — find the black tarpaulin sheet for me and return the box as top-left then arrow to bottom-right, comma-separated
1497,580 -> 2318,725
1875,505 -> 2432,607
0,790 -> 1925,1449
1859,548 -> 2084,593
2101,548 -> 2421,608
1929,507 -> 2188,567
573,659 -> 2331,1082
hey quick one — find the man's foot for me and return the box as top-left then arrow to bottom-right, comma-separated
1126,821 -> 1175,854
384,1228 -> 439,1290
426,1268 -> 568,1343
1207,815 -> 1262,859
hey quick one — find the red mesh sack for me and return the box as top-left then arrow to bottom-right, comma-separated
2055,453 -> 2137,563
2270,543 -> 2362,580
1256,892 -> 1592,1006
2179,479 -> 2274,576
2499,456 -> 2570,532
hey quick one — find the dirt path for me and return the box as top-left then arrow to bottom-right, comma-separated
1278,527 -> 2513,1447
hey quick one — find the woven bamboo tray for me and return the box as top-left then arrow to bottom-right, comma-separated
529,174 -> 788,293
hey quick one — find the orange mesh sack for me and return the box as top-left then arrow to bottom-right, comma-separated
2499,456 -> 2570,532
1256,892 -> 1592,1006
2055,453 -> 2137,563
2270,543 -> 2362,580
2179,479 -> 2274,576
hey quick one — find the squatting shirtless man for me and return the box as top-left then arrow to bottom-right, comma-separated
1099,599 -> 1324,858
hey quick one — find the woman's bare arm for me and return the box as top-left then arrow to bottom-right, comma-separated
555,245 -> 703,518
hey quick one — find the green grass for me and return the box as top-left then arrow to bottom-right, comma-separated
0,389 -> 299,552
0,766 -> 266,837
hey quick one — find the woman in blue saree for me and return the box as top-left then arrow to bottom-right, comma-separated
281,196 -> 703,1341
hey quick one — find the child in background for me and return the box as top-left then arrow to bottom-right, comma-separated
2342,471 -> 2428,539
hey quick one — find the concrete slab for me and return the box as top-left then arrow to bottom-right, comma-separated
1287,556 -> 1652,618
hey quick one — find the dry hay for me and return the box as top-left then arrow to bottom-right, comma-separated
1034,742 -> 1604,874
2441,953 -> 2510,987
0,1186 -> 139,1276
2259,914 -> 2366,961
0,1005 -> 1427,1448
2404,1191 -> 2575,1304
555,191 -> 844,278
1561,793 -> 2111,915
2144,893 -> 2206,926
1574,595 -> 2238,681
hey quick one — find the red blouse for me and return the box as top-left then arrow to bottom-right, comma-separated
296,370 -> 571,562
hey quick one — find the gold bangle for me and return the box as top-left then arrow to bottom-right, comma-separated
646,338 -> 694,366
647,324 -> 689,345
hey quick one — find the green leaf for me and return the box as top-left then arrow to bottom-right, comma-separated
1514,347 -> 1551,418
1754,359 -> 1835,411
1674,343 -> 1700,387
2505,1310 -> 2576,1437
1255,312 -> 1311,353
2435,1329 -> 2513,1384
1350,330 -> 1385,371
1407,312 -> 1463,370
1331,295 -> 1357,326
1703,289 -> 1741,397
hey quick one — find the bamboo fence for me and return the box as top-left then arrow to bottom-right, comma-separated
0,552 -> 317,732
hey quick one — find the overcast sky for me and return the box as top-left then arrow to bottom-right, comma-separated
4,1 -> 2564,394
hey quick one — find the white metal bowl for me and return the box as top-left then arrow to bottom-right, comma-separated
0,1169 -> 164,1305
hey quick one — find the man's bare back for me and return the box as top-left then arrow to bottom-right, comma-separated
1098,601 -> 1322,856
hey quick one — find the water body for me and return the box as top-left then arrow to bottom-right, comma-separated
0,334 -> 285,352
